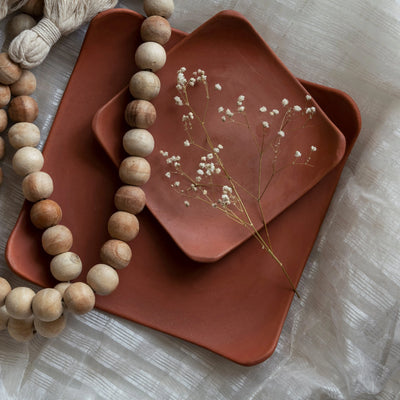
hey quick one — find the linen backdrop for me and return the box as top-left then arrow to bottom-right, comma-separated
1,0 -> 400,399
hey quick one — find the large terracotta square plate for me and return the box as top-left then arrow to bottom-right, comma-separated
97,11 -> 346,262
6,9 -> 361,365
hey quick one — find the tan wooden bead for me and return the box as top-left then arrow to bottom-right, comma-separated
0,109 -> 7,133
8,122 -> 40,149
8,317 -> 34,342
123,128 -> 155,157
141,15 -> 172,45
119,156 -> 151,186
0,305 -> 9,331
8,95 -> 39,123
87,264 -> 119,296
30,199 -> 62,229
10,70 -> 37,96
12,146 -> 44,176
42,225 -> 73,256
144,0 -> 175,19
22,171 -> 54,202
34,314 -> 66,338
129,71 -> 160,101
135,42 -> 166,72
0,136 -> 5,160
125,99 -> 156,129
100,239 -> 132,270
50,252 -> 82,281
0,277 -> 12,307
114,185 -> 146,215
21,0 -> 44,17
54,282 -> 71,297
0,84 -> 11,107
32,288 -> 63,322
0,53 -> 22,85
7,13 -> 36,39
108,211 -> 140,242
63,282 -> 95,315
5,287 -> 35,319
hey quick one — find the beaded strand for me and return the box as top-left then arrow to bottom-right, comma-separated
0,0 -> 174,341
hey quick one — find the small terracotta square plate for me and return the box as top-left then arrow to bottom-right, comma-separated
6,9 -> 361,365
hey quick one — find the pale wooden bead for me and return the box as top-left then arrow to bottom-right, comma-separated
34,314 -> 66,338
0,305 -> 9,331
7,13 -> 36,39
141,15 -> 172,45
0,53 -> 22,85
12,146 -> 44,176
8,122 -> 40,149
22,171 -> 54,202
42,225 -> 73,256
63,282 -> 95,315
21,0 -> 44,17
114,185 -> 146,215
8,95 -> 39,123
135,42 -> 166,72
30,199 -> 62,229
125,99 -> 156,129
0,277 -> 12,307
5,287 -> 35,319
54,282 -> 71,297
8,317 -> 34,342
87,264 -> 119,296
50,252 -> 82,281
100,239 -> 132,270
119,156 -> 151,186
123,129 -> 155,157
0,136 -> 4,160
0,109 -> 7,133
32,288 -> 63,322
10,70 -> 37,96
144,0 -> 174,19
0,84 -> 11,107
129,71 -> 160,100
108,211 -> 140,242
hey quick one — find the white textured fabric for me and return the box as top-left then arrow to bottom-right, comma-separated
1,0 -> 400,399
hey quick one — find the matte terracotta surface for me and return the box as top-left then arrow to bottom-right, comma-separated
6,9 -> 361,365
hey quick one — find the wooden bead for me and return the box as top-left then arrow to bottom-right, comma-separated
0,136 -> 4,160
42,225 -> 73,256
135,42 -> 166,72
108,211 -> 139,242
0,109 -> 7,133
22,171 -> 54,202
100,239 -> 132,270
8,317 -> 34,342
63,282 -> 95,315
0,306 -> 9,331
54,282 -> 71,297
0,277 -> 12,307
114,185 -> 146,215
125,99 -> 156,129
7,13 -> 36,39
8,95 -> 39,123
32,288 -> 63,322
0,84 -> 11,107
50,252 -> 82,281
0,53 -> 22,85
21,0 -> 44,17
87,264 -> 119,296
129,71 -> 160,100
5,287 -> 35,319
10,70 -> 37,96
123,128 -> 155,157
12,146 -> 44,176
8,122 -> 40,149
30,199 -> 62,229
34,314 -> 66,338
141,15 -> 172,45
144,0 -> 175,19
119,156 -> 151,186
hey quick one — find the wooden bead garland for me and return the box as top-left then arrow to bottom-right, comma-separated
0,0 -> 174,341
